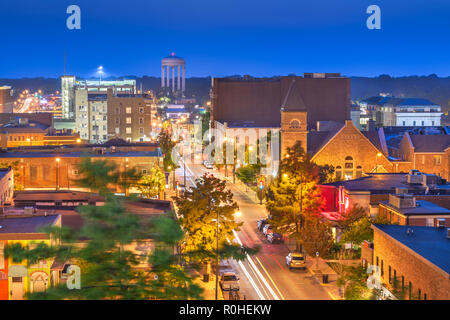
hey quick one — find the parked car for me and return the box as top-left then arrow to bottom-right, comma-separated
257,218 -> 267,231
267,232 -> 283,244
219,272 -> 240,291
262,224 -> 272,236
286,253 -> 306,270
203,160 -> 214,169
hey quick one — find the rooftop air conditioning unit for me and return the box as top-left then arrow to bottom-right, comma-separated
437,218 -> 446,229
447,228 -> 450,239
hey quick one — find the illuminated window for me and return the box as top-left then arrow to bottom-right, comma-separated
434,155 -> 441,165
126,127 -> 132,134
126,107 -> 132,114
126,117 -> 132,124
345,156 -> 353,169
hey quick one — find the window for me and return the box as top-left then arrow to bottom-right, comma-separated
126,127 -> 132,134
116,107 -> 120,114
418,289 -> 421,300
402,121 -> 406,126
381,260 -> 384,277
126,107 -> 132,114
103,115 -> 107,121
139,117 -> 144,125
335,166 -> 342,180
413,121 -> 416,126
126,117 -> 132,124
142,169 -> 148,175
115,128 -> 120,134
421,121 -> 424,126
389,266 -> 392,283
72,169 -> 79,176
115,118 -> 120,125
422,156 -> 425,165
139,127 -> 144,134
139,108 -> 144,113
434,155 -> 441,165
426,218 -> 434,227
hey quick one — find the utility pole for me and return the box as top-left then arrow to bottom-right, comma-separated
215,209 -> 219,301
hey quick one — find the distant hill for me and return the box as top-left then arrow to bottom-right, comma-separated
1,75 -> 449,113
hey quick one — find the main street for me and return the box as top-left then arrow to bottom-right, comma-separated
174,161 -> 332,300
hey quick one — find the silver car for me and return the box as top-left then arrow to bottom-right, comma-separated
219,272 -> 240,291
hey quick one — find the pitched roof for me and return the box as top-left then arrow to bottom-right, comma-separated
409,134 -> 450,152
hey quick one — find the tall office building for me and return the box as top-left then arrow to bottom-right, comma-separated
0,86 -> 14,113
61,76 -> 76,119
75,88 -> 152,144
61,76 -> 136,120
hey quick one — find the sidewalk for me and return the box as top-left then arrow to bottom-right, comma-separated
190,269 -> 225,300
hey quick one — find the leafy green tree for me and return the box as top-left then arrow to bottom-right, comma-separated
299,214 -> 334,257
174,174 -> 258,273
74,157 -> 119,194
337,265 -> 376,300
235,165 -> 256,187
158,127 -> 178,172
137,167 -> 166,199
266,141 -> 326,251
340,209 -> 394,246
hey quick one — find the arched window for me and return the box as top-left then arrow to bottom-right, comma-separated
335,166 -> 342,180
345,156 -> 354,169
344,156 -> 354,180
289,119 -> 301,128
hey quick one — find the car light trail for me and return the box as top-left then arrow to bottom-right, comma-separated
232,230 -> 281,300
255,256 -> 285,300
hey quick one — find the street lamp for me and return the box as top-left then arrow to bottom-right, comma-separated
376,152 -> 382,173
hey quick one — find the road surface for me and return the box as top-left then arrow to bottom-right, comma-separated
175,161 -> 331,300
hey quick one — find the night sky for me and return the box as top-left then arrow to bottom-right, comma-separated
0,0 -> 449,78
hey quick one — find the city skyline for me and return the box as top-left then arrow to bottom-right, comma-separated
0,0 -> 449,78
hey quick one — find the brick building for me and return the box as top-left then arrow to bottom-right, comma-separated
378,194 -> 450,227
397,132 -> 450,181
211,73 -> 351,130
372,224 -> 450,300
0,143 -> 163,190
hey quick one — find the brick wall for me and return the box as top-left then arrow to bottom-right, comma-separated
373,228 -> 450,300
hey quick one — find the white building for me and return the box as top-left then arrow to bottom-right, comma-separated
61,76 -> 76,119
161,53 -> 186,94
75,90 -> 108,143
374,98 -> 442,127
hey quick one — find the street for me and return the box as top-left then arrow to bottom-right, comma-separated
175,162 -> 332,300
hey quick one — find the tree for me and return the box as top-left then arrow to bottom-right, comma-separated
174,174 -> 257,273
265,141 -> 326,251
73,157 -> 140,196
0,160 -> 24,190
299,214 -> 334,258
4,160 -> 202,300
340,209 -> 393,246
337,265 -> 376,300
73,157 -> 119,194
158,126 -> 178,172
235,165 -> 256,187
137,167 -> 166,199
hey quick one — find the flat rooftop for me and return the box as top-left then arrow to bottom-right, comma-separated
322,173 -> 450,194
380,200 -> 450,215
373,224 -> 450,274
0,215 -> 59,235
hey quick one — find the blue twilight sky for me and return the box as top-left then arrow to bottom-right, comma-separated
0,0 -> 449,78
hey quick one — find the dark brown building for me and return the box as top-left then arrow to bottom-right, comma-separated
211,74 -> 351,129
107,92 -> 153,142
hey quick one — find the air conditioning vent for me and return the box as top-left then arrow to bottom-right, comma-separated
447,228 -> 450,239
